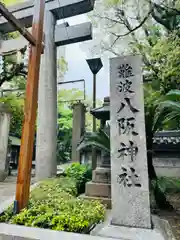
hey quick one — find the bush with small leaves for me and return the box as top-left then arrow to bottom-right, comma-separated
0,177 -> 105,233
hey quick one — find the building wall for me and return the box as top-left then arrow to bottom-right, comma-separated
153,156 -> 180,177
81,152 -> 180,178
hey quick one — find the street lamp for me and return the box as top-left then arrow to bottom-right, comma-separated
86,58 -> 103,169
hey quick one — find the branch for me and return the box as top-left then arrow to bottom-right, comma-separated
110,8 -> 153,48
101,45 -> 120,57
93,13 -> 123,24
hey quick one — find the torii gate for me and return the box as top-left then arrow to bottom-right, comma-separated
0,0 -> 95,183
0,0 -> 45,212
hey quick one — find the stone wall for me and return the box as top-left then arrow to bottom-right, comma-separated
153,157 -> 180,177
81,152 -> 180,178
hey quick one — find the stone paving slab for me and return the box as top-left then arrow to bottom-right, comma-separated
0,176 -> 35,205
0,177 -> 17,204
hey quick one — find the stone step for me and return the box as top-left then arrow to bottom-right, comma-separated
85,181 -> 111,198
80,194 -> 111,209
92,168 -> 111,184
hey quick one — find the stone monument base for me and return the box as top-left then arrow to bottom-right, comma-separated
91,215 -> 175,240
0,170 -> 8,182
80,167 -> 111,208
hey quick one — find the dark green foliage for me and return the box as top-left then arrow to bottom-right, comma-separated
0,95 -> 24,137
0,177 -> 105,233
65,163 -> 92,194
77,129 -> 110,153
155,90 -> 180,130
156,177 -> 180,194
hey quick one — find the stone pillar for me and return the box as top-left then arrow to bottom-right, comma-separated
110,55 -> 151,228
71,102 -> 85,162
36,11 -> 57,181
0,104 -> 11,182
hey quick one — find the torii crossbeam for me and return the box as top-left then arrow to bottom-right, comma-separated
0,1 -> 45,212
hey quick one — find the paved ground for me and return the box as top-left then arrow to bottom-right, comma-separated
159,193 -> 180,240
0,176 -> 17,203
0,175 -> 36,204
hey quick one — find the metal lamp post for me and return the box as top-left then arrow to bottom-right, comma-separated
86,58 -> 103,169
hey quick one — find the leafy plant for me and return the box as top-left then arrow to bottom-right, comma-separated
0,95 -> 24,137
77,129 -> 110,153
65,163 -> 92,194
155,89 -> 180,129
0,177 -> 105,233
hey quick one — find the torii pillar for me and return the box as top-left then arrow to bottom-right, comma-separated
36,11 -> 57,180
36,21 -> 93,180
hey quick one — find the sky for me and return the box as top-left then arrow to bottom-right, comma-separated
57,14 -> 109,101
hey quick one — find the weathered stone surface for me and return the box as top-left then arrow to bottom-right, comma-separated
0,110 -> 11,182
36,11 -> 57,181
85,182 -> 111,198
0,171 -> 8,182
0,22 -> 92,54
91,215 -> 175,240
92,224 -> 166,240
92,168 -> 111,184
100,151 -> 110,168
110,55 -> 151,228
0,0 -> 95,33
0,224 -> 116,240
55,22 -> 92,46
71,103 -> 85,162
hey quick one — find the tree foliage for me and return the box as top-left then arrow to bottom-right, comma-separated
0,95 -> 24,137
57,89 -> 101,162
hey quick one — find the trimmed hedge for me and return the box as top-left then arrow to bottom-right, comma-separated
0,176 -> 105,233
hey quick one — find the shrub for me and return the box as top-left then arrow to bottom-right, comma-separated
157,177 -> 180,194
0,177 -> 105,233
31,177 -> 78,199
9,199 -> 105,233
65,163 -> 92,194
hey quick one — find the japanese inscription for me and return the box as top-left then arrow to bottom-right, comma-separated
117,117 -> 138,136
110,56 -> 151,228
118,63 -> 134,78
117,79 -> 134,93
117,166 -> 141,188
118,141 -> 138,162
116,62 -> 141,188
117,98 -> 139,114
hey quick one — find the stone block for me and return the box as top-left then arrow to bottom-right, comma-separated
80,194 -> 111,209
92,168 -> 111,184
85,182 -> 111,198
0,110 -> 11,180
0,170 -> 8,182
91,215 -> 175,240
110,55 -> 151,228
0,223 -> 116,240
0,0 -> 95,33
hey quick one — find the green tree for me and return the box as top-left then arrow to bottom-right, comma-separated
57,89 -> 102,162
0,94 -> 24,137
82,0 -> 180,209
